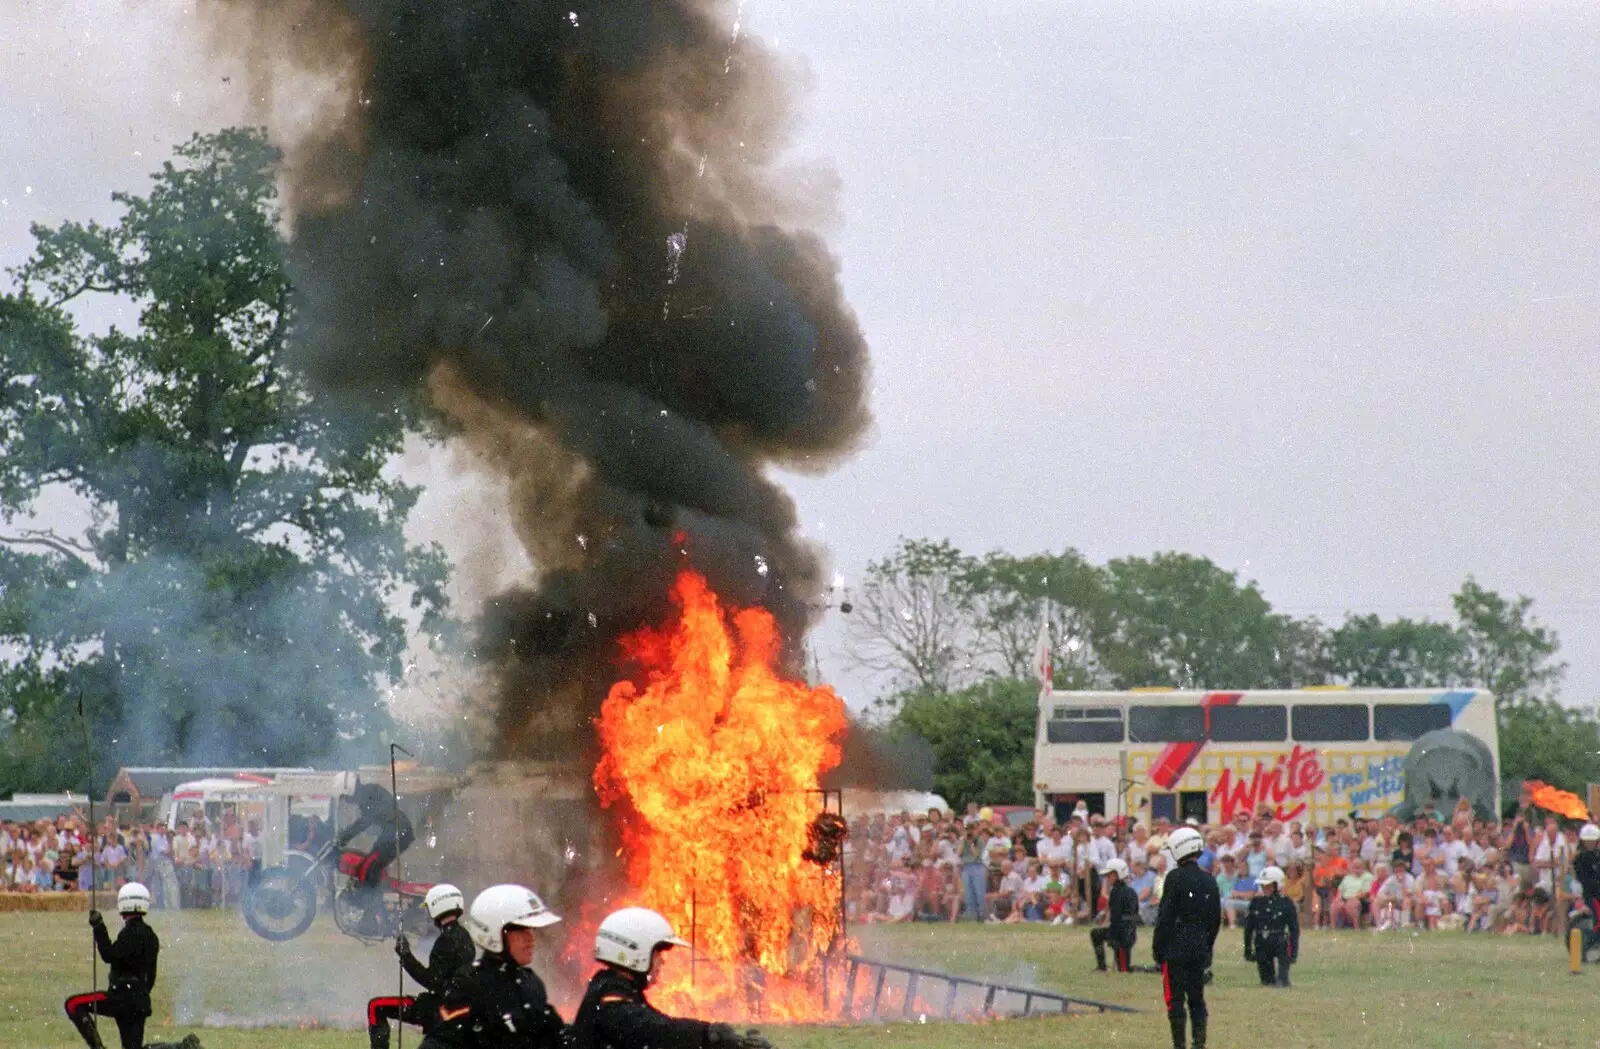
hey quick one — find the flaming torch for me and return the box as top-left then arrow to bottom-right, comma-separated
593,568 -> 849,1021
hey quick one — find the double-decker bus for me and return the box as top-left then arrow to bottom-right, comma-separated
1032,687 -> 1499,827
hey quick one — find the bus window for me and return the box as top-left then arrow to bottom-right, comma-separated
1129,705 -> 1205,743
1179,792 -> 1209,825
1046,706 -> 1125,743
1373,703 -> 1452,741
1208,705 -> 1287,742
1292,704 -> 1369,742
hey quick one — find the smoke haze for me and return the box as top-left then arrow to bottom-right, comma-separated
201,0 -> 872,756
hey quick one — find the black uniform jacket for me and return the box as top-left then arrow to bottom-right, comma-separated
1576,848 -> 1600,900
96,915 -> 160,1016
1152,860 -> 1222,965
1106,881 -> 1141,942
569,966 -> 720,1049
1243,892 -> 1300,961
404,920 -> 476,993
421,953 -> 564,1049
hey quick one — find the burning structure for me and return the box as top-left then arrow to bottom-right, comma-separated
199,0 -> 874,1024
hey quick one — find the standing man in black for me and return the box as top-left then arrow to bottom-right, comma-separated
1153,826 -> 1221,1049
1242,865 -> 1299,987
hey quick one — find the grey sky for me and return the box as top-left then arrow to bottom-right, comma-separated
5,0 -> 1598,709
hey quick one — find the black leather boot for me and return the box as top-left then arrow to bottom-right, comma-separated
1169,1016 -> 1188,1049
1192,1016 -> 1207,1049
72,1015 -> 106,1049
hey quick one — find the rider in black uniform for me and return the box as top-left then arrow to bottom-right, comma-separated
1091,858 -> 1141,972
336,782 -> 416,935
1153,827 -> 1222,1049
64,882 -> 200,1049
1243,865 -> 1299,987
419,884 -> 565,1049
569,907 -> 773,1049
368,884 -> 476,1049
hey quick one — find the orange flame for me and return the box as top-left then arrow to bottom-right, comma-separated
592,569 -> 850,1021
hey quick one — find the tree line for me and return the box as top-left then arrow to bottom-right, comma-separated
849,538 -> 1591,806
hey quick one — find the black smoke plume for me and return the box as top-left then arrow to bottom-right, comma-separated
204,0 -> 871,757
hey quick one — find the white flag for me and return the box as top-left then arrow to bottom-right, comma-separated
1034,600 -> 1052,699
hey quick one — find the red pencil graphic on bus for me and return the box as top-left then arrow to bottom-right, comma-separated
1148,691 -> 1243,789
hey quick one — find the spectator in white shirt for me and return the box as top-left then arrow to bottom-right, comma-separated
172,822 -> 196,863
988,860 -> 1025,922
1533,819 -> 1571,892
1225,811 -> 1252,854
1088,822 -> 1118,872
1038,827 -> 1070,867
1018,861 -> 1050,922
1265,821 -> 1292,868
1372,861 -> 1413,930
1436,825 -> 1468,877
98,837 -> 127,889
935,827 -> 960,867
1125,823 -> 1150,868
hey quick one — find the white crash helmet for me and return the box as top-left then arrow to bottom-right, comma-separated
1581,823 -> 1600,844
117,882 -> 152,915
463,885 -> 561,954
1257,865 -> 1286,888
595,907 -> 690,974
425,883 -> 466,921
1100,858 -> 1129,880
1167,826 -> 1204,862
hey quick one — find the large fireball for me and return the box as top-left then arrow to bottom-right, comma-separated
593,569 -> 848,1017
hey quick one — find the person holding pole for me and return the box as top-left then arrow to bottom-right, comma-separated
367,885 -> 476,1049
419,885 -> 565,1049
63,883 -> 201,1049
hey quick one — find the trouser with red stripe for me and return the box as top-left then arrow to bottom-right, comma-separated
368,993 -> 437,1049
1161,961 -> 1208,1048
1581,895 -> 1600,952
64,991 -> 145,1049
1090,927 -> 1135,971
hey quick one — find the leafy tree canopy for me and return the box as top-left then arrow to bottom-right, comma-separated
0,129 -> 449,791
888,677 -> 1038,810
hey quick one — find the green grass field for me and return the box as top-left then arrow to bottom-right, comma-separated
5,910 -> 1597,1049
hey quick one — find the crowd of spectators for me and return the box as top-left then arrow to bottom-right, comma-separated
0,811 -> 265,908
844,794 -> 1588,937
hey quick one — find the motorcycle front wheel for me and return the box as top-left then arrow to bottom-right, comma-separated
242,867 -> 318,941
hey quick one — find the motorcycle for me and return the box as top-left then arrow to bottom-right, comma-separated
242,837 -> 435,943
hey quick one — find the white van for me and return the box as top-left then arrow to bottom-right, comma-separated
161,771 -> 357,867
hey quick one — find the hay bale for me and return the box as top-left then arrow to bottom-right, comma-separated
0,892 -> 94,913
